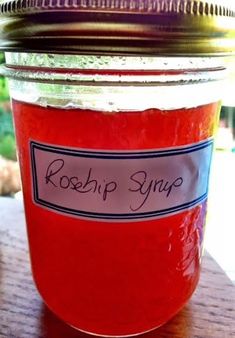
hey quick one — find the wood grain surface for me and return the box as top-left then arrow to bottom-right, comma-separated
0,197 -> 235,338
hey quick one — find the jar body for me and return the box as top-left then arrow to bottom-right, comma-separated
6,53 -> 223,337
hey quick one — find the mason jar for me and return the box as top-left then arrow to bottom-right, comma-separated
0,1 -> 235,337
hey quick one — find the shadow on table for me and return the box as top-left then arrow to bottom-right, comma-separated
40,303 -> 192,338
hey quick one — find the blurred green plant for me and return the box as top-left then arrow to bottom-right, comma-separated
0,76 -> 9,101
0,52 -> 16,160
0,109 -> 16,160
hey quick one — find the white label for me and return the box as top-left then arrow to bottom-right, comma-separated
30,140 -> 213,222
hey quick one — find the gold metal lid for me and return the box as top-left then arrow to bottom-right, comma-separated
0,0 -> 235,55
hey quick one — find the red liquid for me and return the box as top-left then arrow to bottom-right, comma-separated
12,99 -> 220,336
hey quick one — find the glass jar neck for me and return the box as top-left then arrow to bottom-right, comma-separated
4,52 -> 228,111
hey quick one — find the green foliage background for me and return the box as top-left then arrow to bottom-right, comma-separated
0,53 -> 16,160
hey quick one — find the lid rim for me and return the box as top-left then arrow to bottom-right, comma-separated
1,0 -> 235,55
1,0 -> 235,17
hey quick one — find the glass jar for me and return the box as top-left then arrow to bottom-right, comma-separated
3,52 -> 226,336
1,0 -> 235,336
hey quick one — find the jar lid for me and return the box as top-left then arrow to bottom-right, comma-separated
0,0 -> 235,55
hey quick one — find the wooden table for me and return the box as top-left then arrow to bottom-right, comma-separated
0,197 -> 235,338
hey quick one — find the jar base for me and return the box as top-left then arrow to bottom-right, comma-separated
68,321 -> 164,338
